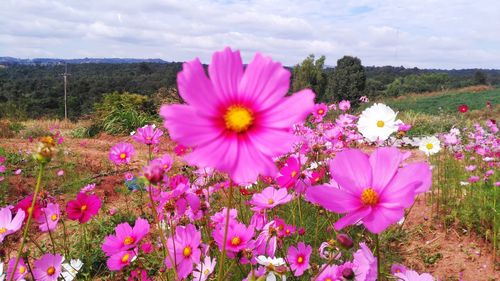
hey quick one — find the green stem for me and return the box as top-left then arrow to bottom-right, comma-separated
376,234 -> 381,281
217,183 -> 234,281
9,163 -> 44,281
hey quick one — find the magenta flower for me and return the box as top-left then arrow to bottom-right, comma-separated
353,243 -> 377,281
158,154 -> 173,172
338,100 -> 351,111
109,142 -> 135,165
312,103 -> 328,121
249,186 -> 293,211
287,242 -> 312,276
395,270 -> 435,281
0,207 -> 25,242
213,220 -> 254,253
102,217 -> 150,256
14,195 -> 42,222
391,263 -> 407,274
160,47 -> 315,184
276,157 -> 301,188
33,253 -> 63,281
80,183 -> 96,194
107,250 -> 136,271
165,224 -> 201,279
66,193 -> 101,223
316,264 -> 340,281
7,257 -> 28,281
37,203 -> 60,232
306,147 -> 431,233
132,124 -> 163,145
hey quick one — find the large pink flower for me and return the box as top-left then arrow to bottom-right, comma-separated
66,193 -> 101,223
165,224 -> 202,279
213,220 -> 254,253
0,207 -> 25,243
306,147 -> 431,234
33,253 -> 63,281
160,47 -> 315,184
102,217 -> 150,256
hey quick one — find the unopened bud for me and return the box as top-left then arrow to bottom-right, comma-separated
337,233 -> 353,249
342,268 -> 355,279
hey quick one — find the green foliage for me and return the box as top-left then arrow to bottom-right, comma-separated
324,56 -> 366,105
94,92 -> 155,135
384,73 -> 451,97
0,100 -> 28,120
292,54 -> 327,101
474,70 -> 487,85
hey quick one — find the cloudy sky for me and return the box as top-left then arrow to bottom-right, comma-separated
1,0 -> 499,69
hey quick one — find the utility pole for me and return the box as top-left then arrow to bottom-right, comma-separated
61,63 -> 71,120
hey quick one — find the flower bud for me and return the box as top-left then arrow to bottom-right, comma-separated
342,267 -> 355,279
143,160 -> 164,184
337,233 -> 353,249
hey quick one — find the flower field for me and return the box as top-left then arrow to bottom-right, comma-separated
0,48 -> 498,281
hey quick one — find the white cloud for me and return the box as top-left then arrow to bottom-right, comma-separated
0,0 -> 499,68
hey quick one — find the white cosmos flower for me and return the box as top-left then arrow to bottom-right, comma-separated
0,262 -> 5,281
192,256 -> 216,281
357,103 -> 399,142
419,136 -> 441,156
256,256 -> 287,281
61,259 -> 84,281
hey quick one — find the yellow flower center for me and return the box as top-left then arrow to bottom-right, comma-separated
183,246 -> 192,257
121,253 -> 130,263
224,105 -> 254,133
124,236 -> 135,245
0,227 -> 7,234
204,269 -> 210,275
47,266 -> 55,276
318,109 -> 324,115
426,143 -> 434,150
361,188 -> 379,206
291,170 -> 297,177
119,153 -> 127,159
326,279 -> 332,281
230,236 -> 241,246
50,214 -> 58,221
376,120 -> 385,128
268,198 -> 274,205
297,256 -> 304,264
285,229 -> 290,234
27,207 -> 33,214
19,266 -> 26,274
80,205 -> 88,211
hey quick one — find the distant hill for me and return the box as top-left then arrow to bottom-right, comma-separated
0,57 -> 168,65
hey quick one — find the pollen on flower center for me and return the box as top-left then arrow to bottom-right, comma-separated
268,198 -> 274,205
291,170 -> 297,177
80,204 -> 88,211
0,227 -> 7,234
183,246 -> 192,257
376,120 -> 385,128
426,143 -> 434,149
230,236 -> 241,246
224,105 -> 254,133
19,266 -> 26,274
124,236 -> 135,245
47,266 -> 55,276
204,269 -> 210,275
318,109 -> 324,115
119,153 -> 127,159
361,188 -> 379,206
121,253 -> 130,263
297,256 -> 304,264
50,214 -> 58,221
27,207 -> 33,214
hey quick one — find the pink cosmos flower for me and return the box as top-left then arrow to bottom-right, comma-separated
174,144 -> 188,156
160,47 -> 315,184
131,124 -> 163,145
33,253 -> 63,281
14,195 -> 42,222
306,147 -> 431,233
353,243 -> 377,281
107,250 -> 136,271
192,256 -> 216,281
102,217 -> 150,256
312,103 -> 328,121
7,257 -> 29,281
37,203 -> 60,232
287,242 -> 312,276
0,207 -> 25,243
0,156 -> 5,164
56,169 -> 64,177
158,154 -> 173,172
210,208 -> 238,227
391,263 -> 407,274
213,220 -> 254,253
14,169 -> 22,175
255,221 -> 277,257
165,224 -> 201,279
338,100 -> 351,111
276,157 -> 301,188
80,183 -> 96,194
0,165 -> 5,173
249,186 -> 293,211
359,96 -> 369,103
109,142 -> 135,165
66,193 -> 101,223
316,264 -> 340,281
395,270 -> 435,281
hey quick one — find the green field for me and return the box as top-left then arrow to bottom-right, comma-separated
383,88 -> 500,114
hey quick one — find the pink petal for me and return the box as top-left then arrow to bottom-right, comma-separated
334,207 -> 371,230
259,89 -> 315,128
305,185 -> 361,213
362,206 -> 404,234
369,147 -> 403,190
330,149 -> 372,194
208,47 -> 243,103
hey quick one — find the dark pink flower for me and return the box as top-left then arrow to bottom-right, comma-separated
66,193 -> 101,223
287,242 -> 312,276
102,217 -> 150,256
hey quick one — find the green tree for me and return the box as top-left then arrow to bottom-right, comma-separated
291,54 -> 326,100
474,70 -> 487,85
325,56 -> 366,104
